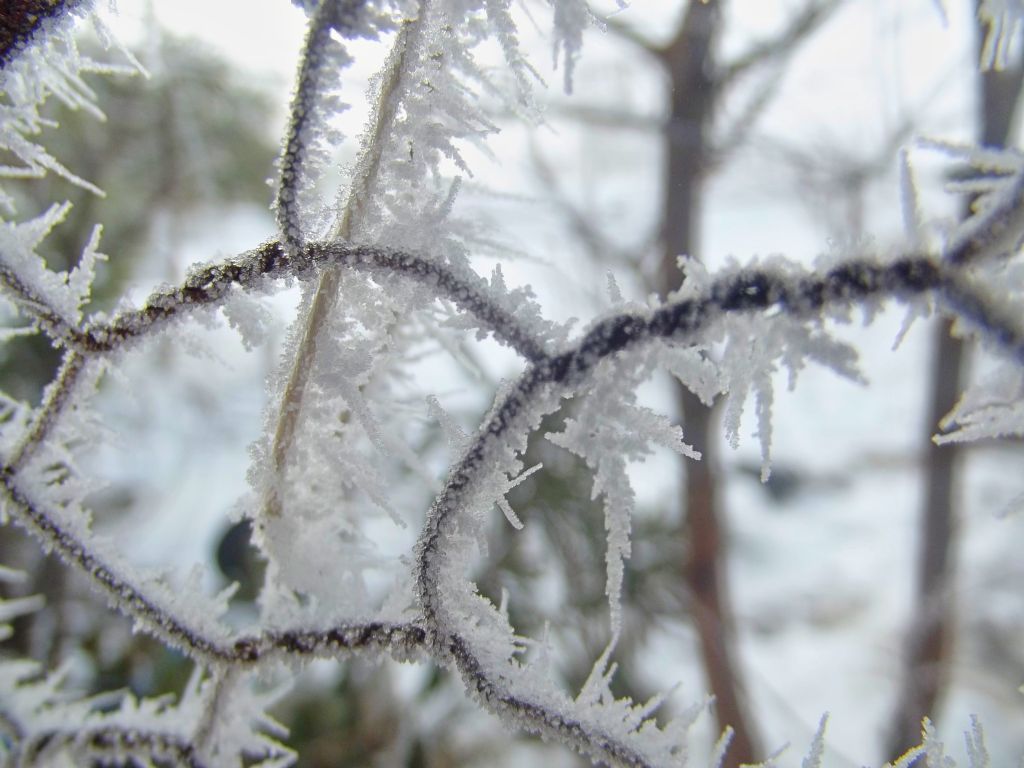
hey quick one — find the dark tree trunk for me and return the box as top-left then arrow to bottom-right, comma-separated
658,3 -> 760,765
886,5 -> 1024,758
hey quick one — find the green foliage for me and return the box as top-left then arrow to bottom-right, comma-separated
0,31 -> 278,403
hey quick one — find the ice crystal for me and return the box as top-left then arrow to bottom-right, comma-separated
2,2 -> 1024,767
978,0 -> 1024,69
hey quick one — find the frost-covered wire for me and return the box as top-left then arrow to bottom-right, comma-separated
1,471 -> 428,673
275,0 -> 371,252
7,232 -> 1024,766
5,2 -> 1024,767
7,239 -> 1021,370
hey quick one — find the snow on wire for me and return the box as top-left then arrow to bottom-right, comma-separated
1,1 -> 1024,767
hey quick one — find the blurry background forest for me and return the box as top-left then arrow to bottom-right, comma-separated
2,1 -> 1024,766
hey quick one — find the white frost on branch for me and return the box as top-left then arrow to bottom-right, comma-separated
547,341 -> 700,633
674,255 -> 864,480
253,0 -> 587,628
936,361 -> 1024,442
0,1 -> 142,212
922,139 -> 1024,263
978,0 -> 1024,69
0,662 -> 292,768
0,204 -> 107,328
3,1 -> 1024,767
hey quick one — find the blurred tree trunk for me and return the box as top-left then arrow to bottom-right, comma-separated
548,2 -> 840,760
886,5 -> 1024,758
656,2 -> 761,765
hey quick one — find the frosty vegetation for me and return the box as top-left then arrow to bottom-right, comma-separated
1,1 -> 1024,766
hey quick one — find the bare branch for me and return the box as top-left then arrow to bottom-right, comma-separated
527,137 -> 641,271
588,4 -> 663,57
534,101 -> 662,132
718,0 -> 844,91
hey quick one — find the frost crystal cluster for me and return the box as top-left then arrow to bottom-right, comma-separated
1,1 -> 1023,767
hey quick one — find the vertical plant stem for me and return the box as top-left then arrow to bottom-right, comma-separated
262,13 -> 421,520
